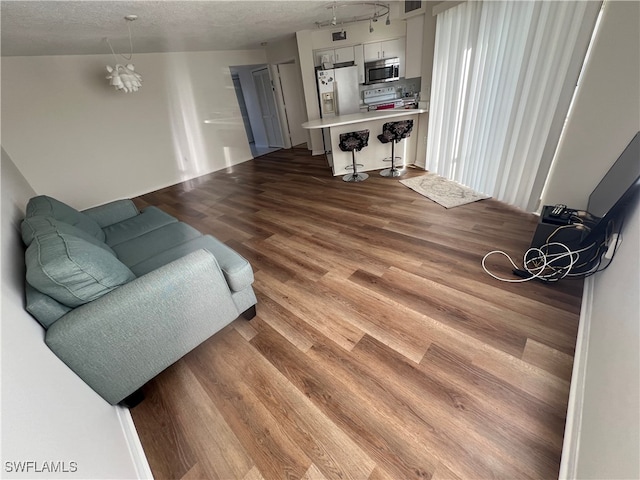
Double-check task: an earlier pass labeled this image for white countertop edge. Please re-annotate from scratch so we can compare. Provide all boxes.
[302,109,428,129]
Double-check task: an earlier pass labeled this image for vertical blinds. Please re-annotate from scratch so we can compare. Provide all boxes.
[426,1,601,211]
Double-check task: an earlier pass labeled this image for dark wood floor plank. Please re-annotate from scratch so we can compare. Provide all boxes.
[420,344,567,455]
[249,319,438,480]
[219,326,378,480]
[186,331,313,480]
[130,145,583,480]
[352,335,559,479]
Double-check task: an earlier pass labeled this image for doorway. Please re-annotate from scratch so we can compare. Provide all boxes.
[230,64,281,158]
[252,67,285,149]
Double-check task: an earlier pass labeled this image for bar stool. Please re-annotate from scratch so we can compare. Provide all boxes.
[377,120,414,177]
[339,130,370,182]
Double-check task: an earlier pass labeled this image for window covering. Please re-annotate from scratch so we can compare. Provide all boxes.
[426,1,601,211]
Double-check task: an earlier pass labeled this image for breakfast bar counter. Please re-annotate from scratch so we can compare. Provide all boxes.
[302,108,428,176]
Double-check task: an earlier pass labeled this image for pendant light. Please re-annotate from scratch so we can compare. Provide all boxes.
[105,15,142,93]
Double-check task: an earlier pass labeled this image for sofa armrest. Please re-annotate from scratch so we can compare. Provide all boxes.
[82,199,140,228]
[45,249,240,404]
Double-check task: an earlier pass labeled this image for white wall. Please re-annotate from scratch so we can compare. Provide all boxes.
[1,49,267,209]
[1,148,147,479]
[570,200,640,480]
[541,1,640,210]
[556,2,640,478]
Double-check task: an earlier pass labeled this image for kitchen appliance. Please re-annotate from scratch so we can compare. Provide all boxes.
[317,66,360,152]
[317,66,360,118]
[363,86,402,110]
[364,57,400,85]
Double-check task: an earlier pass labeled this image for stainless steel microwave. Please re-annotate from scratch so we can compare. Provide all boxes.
[364,57,400,84]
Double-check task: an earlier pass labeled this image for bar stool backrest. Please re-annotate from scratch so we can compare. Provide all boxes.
[339,130,370,152]
[380,120,414,144]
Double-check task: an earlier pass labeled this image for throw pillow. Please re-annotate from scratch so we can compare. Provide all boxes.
[26,230,136,308]
[26,195,105,242]
[21,216,115,255]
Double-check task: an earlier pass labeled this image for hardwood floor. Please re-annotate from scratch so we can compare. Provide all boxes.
[130,145,582,480]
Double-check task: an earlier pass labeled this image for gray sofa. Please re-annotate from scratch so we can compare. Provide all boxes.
[21,195,257,405]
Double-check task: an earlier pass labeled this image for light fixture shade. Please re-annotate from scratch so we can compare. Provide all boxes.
[105,64,142,93]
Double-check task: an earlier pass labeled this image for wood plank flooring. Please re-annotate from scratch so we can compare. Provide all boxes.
[130,145,582,480]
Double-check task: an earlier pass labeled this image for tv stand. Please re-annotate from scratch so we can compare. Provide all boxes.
[530,205,604,277]
[531,205,583,250]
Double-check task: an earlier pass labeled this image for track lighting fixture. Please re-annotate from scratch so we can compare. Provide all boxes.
[105,15,142,93]
[315,2,390,30]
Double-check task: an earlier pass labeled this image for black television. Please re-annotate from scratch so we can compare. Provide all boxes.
[581,131,640,245]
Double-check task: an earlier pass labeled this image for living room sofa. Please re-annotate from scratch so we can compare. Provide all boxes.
[21,195,257,405]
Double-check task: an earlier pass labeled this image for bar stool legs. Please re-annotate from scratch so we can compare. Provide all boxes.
[377,120,414,178]
[380,140,402,177]
[339,130,370,183]
[343,151,369,182]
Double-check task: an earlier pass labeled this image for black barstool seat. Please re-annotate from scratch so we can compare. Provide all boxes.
[339,130,370,182]
[377,120,414,177]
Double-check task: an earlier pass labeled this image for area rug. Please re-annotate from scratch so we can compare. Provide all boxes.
[399,173,491,208]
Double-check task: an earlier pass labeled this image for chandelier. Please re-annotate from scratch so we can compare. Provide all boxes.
[105,15,142,93]
[315,2,391,30]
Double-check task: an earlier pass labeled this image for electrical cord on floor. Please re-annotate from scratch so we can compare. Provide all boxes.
[481,218,624,283]
[482,242,584,283]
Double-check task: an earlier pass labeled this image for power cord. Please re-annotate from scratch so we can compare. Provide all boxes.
[482,242,588,283]
[482,218,623,283]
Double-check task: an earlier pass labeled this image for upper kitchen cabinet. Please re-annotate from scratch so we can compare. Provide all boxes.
[363,38,405,77]
[363,38,404,61]
[404,15,424,79]
[315,46,355,67]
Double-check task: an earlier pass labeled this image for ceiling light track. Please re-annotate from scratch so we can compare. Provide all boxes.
[315,2,390,29]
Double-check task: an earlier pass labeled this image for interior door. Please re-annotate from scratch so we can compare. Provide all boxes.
[252,68,284,148]
[278,63,308,148]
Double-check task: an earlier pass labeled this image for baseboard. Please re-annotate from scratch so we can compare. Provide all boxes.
[558,276,594,479]
[116,406,154,479]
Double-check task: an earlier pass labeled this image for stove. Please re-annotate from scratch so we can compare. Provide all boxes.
[363,86,405,111]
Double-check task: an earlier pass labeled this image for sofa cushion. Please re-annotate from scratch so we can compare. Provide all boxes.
[129,235,254,292]
[25,282,72,328]
[21,216,115,255]
[26,195,105,242]
[102,206,178,247]
[25,231,136,308]
[112,222,202,267]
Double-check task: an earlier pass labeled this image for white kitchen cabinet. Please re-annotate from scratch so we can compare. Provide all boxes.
[354,44,365,84]
[335,46,355,64]
[405,15,424,79]
[315,48,335,67]
[363,42,381,62]
[314,46,355,67]
[363,38,404,61]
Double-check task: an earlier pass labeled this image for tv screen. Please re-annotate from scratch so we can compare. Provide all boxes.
[582,132,640,245]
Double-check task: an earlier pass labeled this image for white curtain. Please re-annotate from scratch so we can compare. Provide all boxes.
[426,1,601,211]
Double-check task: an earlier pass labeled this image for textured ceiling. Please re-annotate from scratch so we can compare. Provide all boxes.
[0,0,384,56]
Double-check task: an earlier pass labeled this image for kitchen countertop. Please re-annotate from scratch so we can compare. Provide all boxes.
[301,108,427,130]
